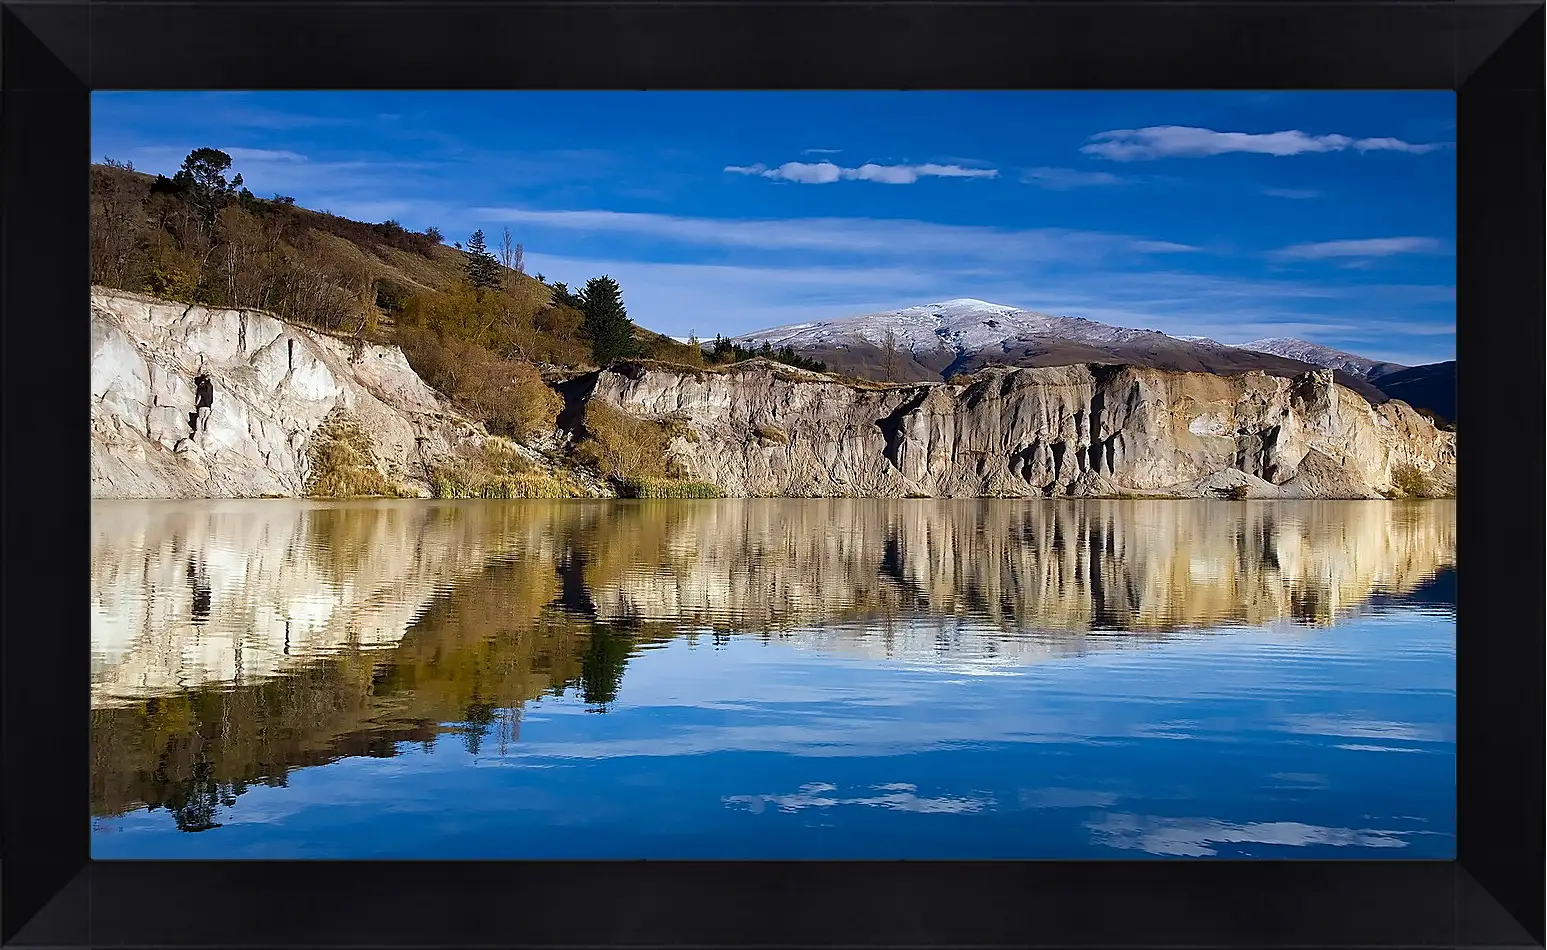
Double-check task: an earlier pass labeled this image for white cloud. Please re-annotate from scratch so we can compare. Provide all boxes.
[1262,187,1322,199]
[132,145,308,164]
[222,147,309,163]
[1274,237,1449,261]
[1087,813,1423,857]
[1278,713,1450,742]
[474,207,1191,266]
[522,250,1452,366]
[1020,166,1124,189]
[802,147,842,155]
[724,782,994,815]
[1083,126,1452,161]
[725,160,998,184]
[1128,240,1199,254]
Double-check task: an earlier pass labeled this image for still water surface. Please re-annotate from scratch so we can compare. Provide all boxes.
[90,498,1455,859]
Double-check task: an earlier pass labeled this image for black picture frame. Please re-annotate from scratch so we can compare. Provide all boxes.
[3,1,1541,946]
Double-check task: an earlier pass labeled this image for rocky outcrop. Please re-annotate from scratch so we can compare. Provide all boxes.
[583,359,1457,499]
[91,289,1456,500]
[90,289,535,498]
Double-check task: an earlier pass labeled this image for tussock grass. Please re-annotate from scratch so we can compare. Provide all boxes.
[1389,463,1440,499]
[429,439,583,499]
[306,418,410,498]
[617,477,724,499]
[753,424,789,444]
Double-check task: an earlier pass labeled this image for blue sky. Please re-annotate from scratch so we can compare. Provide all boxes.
[92,91,1456,364]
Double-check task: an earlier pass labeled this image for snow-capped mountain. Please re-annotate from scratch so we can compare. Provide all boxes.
[727,299,1411,410]
[1236,338,1408,380]
[734,298,1175,361]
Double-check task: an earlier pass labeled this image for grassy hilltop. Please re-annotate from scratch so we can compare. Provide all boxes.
[90,149,824,488]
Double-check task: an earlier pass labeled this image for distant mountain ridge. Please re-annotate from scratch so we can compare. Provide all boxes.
[732,299,1459,415]
[1235,338,1409,381]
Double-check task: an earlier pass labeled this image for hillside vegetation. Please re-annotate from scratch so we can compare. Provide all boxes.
[89,149,825,478]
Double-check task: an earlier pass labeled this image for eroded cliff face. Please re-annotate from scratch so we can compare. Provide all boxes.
[585,360,1457,499]
[91,289,1455,500]
[91,289,501,499]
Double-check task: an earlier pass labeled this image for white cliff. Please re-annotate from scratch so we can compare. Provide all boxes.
[586,360,1457,499]
[90,288,494,499]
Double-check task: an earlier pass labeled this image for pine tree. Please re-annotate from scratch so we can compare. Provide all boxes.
[578,275,637,365]
[171,148,242,230]
[464,229,501,290]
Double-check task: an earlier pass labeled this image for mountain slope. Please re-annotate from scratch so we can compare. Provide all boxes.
[1370,361,1456,425]
[1237,338,1408,380]
[735,299,1394,404]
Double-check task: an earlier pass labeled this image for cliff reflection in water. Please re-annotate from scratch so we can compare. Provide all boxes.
[90,498,1455,826]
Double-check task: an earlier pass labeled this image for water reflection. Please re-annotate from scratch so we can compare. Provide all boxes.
[89,498,1455,848]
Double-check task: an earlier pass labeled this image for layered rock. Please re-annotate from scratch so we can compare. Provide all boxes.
[584,360,1457,498]
[90,289,1456,500]
[91,289,506,498]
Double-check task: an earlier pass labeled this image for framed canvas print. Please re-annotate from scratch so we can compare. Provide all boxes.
[1,1,1540,947]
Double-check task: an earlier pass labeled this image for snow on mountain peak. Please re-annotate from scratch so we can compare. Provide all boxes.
[733,298,1195,357]
[1235,338,1406,377]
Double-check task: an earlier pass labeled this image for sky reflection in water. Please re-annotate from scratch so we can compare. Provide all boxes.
[90,499,1455,859]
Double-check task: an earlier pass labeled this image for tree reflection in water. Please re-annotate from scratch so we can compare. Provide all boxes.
[89,498,1456,831]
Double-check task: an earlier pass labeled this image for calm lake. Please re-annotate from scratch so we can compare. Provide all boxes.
[90,498,1456,859]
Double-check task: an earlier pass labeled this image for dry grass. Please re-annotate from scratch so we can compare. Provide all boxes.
[429,439,584,499]
[1389,463,1438,498]
[753,424,789,444]
[305,418,409,498]
[573,400,673,481]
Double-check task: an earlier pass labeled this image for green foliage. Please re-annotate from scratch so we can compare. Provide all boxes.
[579,275,639,365]
[374,278,407,313]
[707,334,827,373]
[397,324,566,441]
[577,626,634,710]
[1222,484,1251,501]
[90,152,445,336]
[573,400,672,481]
[1390,463,1437,498]
[464,229,502,291]
[171,147,243,228]
[617,478,724,499]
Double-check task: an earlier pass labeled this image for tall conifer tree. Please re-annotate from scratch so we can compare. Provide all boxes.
[464,229,502,290]
[578,276,637,365]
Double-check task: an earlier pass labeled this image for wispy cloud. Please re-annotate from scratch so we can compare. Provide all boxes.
[132,145,307,164]
[1020,166,1124,190]
[1087,813,1421,857]
[1262,187,1322,199]
[724,782,993,815]
[1128,240,1199,254]
[1083,126,1452,161]
[1274,237,1449,261]
[221,147,308,163]
[522,249,1451,365]
[725,160,998,184]
[801,147,842,155]
[474,207,1189,263]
